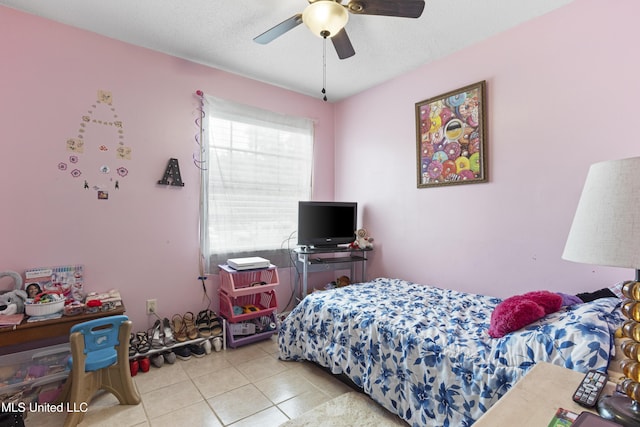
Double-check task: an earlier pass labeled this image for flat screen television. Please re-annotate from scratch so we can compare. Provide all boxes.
[297,201,357,248]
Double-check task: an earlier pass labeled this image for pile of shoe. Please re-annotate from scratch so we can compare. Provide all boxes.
[127,310,224,376]
[128,316,178,376]
[173,343,206,361]
[129,351,176,376]
[171,309,223,340]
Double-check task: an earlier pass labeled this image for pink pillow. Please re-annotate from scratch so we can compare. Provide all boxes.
[488,291,563,338]
[520,291,563,314]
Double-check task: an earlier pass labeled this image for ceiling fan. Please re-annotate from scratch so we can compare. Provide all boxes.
[253,0,426,60]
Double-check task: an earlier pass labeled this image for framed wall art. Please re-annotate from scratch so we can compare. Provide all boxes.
[415,80,487,188]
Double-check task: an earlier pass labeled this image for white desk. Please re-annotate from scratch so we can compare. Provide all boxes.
[473,362,616,426]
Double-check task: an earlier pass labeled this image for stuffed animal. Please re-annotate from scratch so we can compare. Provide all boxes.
[0,289,27,315]
[0,271,23,291]
[336,275,350,287]
[350,228,374,249]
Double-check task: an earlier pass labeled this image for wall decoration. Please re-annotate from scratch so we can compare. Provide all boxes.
[58,89,133,197]
[193,90,207,171]
[66,138,84,153]
[415,81,487,188]
[116,146,132,160]
[158,158,185,187]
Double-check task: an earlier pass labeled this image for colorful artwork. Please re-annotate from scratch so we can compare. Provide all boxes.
[415,81,487,188]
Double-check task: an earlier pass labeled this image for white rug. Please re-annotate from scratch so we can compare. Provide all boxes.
[280,392,406,427]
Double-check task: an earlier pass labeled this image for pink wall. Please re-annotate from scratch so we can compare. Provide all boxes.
[2,0,639,335]
[0,7,334,330]
[334,0,640,298]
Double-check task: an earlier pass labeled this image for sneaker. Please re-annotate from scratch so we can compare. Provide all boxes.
[151,353,164,368]
[188,344,206,358]
[202,339,212,355]
[174,345,191,361]
[212,337,223,352]
[163,351,176,364]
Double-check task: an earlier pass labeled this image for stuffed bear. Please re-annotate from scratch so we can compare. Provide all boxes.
[350,228,374,249]
[336,275,351,287]
[0,289,27,315]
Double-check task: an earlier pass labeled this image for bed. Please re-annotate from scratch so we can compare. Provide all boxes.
[278,278,624,427]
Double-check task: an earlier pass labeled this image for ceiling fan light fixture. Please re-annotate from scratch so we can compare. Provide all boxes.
[302,1,349,38]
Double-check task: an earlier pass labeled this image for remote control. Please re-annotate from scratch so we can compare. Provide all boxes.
[572,370,607,408]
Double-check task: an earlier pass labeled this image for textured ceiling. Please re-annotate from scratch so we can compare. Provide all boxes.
[1,0,574,101]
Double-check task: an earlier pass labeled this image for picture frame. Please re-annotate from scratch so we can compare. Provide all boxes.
[415,81,487,188]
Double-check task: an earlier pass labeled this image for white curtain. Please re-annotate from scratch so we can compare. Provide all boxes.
[200,95,313,272]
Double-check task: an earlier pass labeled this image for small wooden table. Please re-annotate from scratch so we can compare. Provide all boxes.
[0,304,125,353]
[473,362,616,426]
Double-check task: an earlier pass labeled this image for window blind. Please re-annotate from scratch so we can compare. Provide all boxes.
[200,95,313,272]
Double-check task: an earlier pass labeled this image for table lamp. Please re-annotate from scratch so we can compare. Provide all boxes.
[562,156,640,426]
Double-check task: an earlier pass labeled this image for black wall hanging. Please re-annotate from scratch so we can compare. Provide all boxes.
[158,158,184,187]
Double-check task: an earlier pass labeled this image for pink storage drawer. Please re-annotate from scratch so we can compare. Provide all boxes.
[219,290,278,323]
[218,264,279,297]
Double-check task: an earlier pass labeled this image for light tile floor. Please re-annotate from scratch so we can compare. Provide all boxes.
[25,336,364,427]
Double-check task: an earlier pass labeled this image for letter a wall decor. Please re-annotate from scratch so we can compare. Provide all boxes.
[158,158,184,187]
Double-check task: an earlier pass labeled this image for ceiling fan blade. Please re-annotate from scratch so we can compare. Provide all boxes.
[347,0,425,18]
[253,14,303,44]
[331,28,355,60]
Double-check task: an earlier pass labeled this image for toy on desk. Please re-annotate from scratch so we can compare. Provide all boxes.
[24,292,65,317]
[85,299,102,313]
[0,271,23,291]
[85,289,122,312]
[0,270,26,315]
[349,228,374,249]
[64,301,85,316]
[32,292,63,304]
[0,289,27,315]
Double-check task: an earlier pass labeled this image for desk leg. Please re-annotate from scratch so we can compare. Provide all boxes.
[301,254,309,298]
[362,257,367,283]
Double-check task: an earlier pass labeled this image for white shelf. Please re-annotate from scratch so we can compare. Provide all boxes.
[129,321,226,359]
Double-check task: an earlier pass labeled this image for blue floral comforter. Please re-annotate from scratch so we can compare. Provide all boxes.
[278,278,624,426]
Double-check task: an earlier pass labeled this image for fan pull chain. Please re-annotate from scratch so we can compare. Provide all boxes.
[322,32,328,102]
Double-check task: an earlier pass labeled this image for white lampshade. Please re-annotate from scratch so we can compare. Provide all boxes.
[302,1,349,38]
[562,156,640,269]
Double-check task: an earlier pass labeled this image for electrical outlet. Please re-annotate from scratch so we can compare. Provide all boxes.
[146,299,157,315]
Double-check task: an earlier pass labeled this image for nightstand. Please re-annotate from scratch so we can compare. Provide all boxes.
[473,362,617,426]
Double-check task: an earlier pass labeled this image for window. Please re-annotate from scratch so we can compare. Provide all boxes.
[200,95,313,272]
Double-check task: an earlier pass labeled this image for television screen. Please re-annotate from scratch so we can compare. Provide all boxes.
[297,201,357,248]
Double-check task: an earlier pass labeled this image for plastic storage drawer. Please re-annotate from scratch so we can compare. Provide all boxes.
[226,313,278,348]
[219,290,277,322]
[218,264,279,297]
[0,343,71,406]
